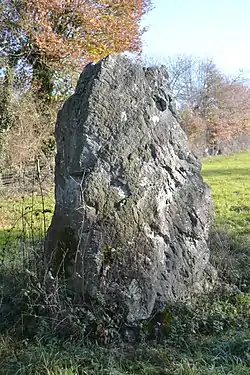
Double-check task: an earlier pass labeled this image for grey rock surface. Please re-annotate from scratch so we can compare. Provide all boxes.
[45,55,215,322]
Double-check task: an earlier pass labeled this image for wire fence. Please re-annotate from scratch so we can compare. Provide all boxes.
[0,159,55,269]
[0,159,54,193]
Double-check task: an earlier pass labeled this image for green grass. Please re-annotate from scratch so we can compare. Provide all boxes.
[202,151,250,286]
[0,193,54,237]
[0,193,54,264]
[202,151,250,235]
[1,329,250,374]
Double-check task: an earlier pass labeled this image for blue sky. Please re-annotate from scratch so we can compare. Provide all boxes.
[142,0,250,76]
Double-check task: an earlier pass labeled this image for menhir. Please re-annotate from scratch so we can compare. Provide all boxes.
[45,55,215,322]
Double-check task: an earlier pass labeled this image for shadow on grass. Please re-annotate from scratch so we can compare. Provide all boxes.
[202,167,250,178]
[0,228,45,268]
[209,229,250,290]
[0,267,33,334]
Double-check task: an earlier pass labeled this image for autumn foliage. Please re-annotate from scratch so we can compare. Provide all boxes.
[1,0,151,99]
[181,80,250,143]
[23,0,151,68]
[0,0,152,167]
[165,55,250,147]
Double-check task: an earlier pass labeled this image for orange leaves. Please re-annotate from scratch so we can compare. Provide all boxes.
[210,81,250,140]
[171,56,250,144]
[182,78,250,144]
[22,0,151,68]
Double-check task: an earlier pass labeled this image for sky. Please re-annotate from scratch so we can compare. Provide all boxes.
[142,0,250,76]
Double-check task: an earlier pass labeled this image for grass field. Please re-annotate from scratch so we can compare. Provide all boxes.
[0,193,54,266]
[0,193,54,240]
[0,151,250,375]
[202,151,250,235]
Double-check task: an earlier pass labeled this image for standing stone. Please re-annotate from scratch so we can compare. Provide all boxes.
[45,55,215,322]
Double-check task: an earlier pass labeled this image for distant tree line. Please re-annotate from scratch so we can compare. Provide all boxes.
[165,55,250,153]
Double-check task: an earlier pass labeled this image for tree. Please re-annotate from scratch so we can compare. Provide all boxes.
[165,55,250,146]
[0,0,152,167]
[1,0,152,100]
